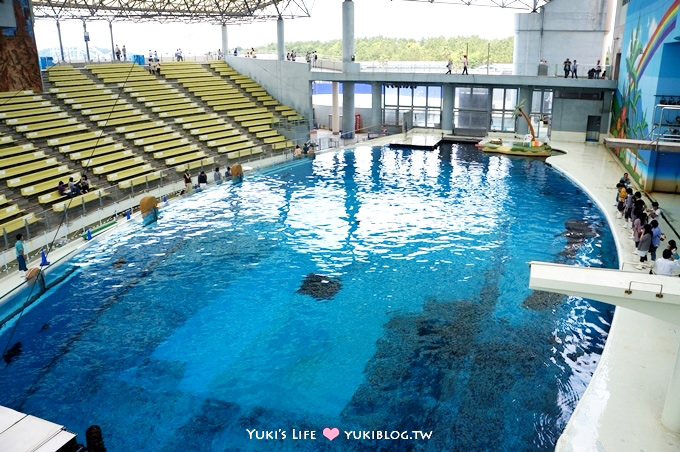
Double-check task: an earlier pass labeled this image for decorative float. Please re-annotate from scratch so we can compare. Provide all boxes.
[476,107,552,157]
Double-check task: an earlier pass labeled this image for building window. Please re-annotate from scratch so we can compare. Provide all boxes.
[383,85,442,127]
[489,88,518,132]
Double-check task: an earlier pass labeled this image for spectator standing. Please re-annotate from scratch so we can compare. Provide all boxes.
[183,170,192,194]
[563,58,571,78]
[115,45,121,61]
[462,55,469,75]
[122,45,127,60]
[571,60,578,78]
[445,58,453,74]
[637,224,653,263]
[595,60,602,78]
[198,171,208,189]
[15,233,28,277]
[649,220,663,261]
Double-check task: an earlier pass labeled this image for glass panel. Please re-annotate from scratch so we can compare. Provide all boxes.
[399,87,412,107]
[428,86,441,107]
[454,87,471,108]
[384,108,398,125]
[413,109,427,127]
[532,90,543,113]
[501,113,516,132]
[454,110,488,128]
[413,86,427,107]
[356,83,372,109]
[490,112,504,131]
[492,88,505,110]
[384,86,398,106]
[427,110,441,128]
[457,88,488,110]
[504,89,518,110]
[542,91,553,113]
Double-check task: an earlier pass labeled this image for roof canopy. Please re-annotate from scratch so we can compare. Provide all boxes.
[32,0,313,23]
[32,0,550,23]
[401,0,550,11]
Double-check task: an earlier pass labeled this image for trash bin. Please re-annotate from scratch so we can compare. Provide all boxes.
[537,63,548,76]
[132,54,145,66]
[39,57,54,70]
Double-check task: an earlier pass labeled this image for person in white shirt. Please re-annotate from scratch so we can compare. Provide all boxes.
[654,249,680,276]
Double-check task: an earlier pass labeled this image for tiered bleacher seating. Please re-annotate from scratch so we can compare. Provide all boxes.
[0,89,107,215]
[88,63,214,174]
[0,129,39,234]
[49,66,147,128]
[162,62,291,159]
[209,61,305,123]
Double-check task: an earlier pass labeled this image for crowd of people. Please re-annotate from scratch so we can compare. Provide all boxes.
[182,166,233,194]
[563,58,604,79]
[615,172,679,275]
[57,175,90,198]
[114,44,127,61]
[445,55,469,75]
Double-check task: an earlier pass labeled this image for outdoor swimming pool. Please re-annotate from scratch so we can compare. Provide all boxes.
[0,143,616,451]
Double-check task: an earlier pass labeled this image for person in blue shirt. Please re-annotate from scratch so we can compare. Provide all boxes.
[649,220,662,261]
[15,233,27,276]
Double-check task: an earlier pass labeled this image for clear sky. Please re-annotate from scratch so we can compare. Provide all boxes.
[34,0,520,59]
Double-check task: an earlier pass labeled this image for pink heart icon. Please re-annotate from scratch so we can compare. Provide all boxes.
[322,427,340,441]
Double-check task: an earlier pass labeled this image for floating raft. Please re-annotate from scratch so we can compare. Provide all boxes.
[476,138,552,157]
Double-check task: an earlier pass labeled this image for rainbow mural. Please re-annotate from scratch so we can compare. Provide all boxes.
[610,0,680,191]
[634,0,680,80]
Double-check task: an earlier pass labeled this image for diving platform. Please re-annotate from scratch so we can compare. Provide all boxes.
[0,405,77,452]
[528,262,680,434]
[604,137,680,152]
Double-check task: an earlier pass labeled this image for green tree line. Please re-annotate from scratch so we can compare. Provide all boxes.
[259,36,514,67]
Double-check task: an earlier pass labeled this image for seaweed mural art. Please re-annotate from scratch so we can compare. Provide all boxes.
[610,0,680,183]
[610,17,649,180]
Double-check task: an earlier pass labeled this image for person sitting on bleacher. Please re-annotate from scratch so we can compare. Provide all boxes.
[57,181,70,197]
[79,174,90,194]
[68,177,81,197]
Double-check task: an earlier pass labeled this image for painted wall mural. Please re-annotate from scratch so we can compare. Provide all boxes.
[610,0,680,192]
[0,0,42,93]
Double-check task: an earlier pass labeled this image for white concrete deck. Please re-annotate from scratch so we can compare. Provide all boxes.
[545,140,680,451]
[0,406,75,452]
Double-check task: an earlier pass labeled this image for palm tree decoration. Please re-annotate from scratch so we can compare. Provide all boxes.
[514,99,537,143]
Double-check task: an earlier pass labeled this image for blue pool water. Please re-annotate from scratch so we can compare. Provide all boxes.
[0,143,616,451]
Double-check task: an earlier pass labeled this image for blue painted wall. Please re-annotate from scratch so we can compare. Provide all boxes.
[611,0,680,192]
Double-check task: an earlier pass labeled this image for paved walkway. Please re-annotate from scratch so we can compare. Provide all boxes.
[544,140,680,451]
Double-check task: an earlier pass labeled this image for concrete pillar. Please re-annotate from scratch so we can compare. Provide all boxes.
[83,20,90,62]
[441,84,454,133]
[343,82,355,137]
[277,16,285,61]
[517,86,533,136]
[109,21,115,62]
[221,24,228,61]
[371,82,382,131]
[662,343,680,432]
[332,81,340,134]
[56,20,65,63]
[342,0,355,64]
